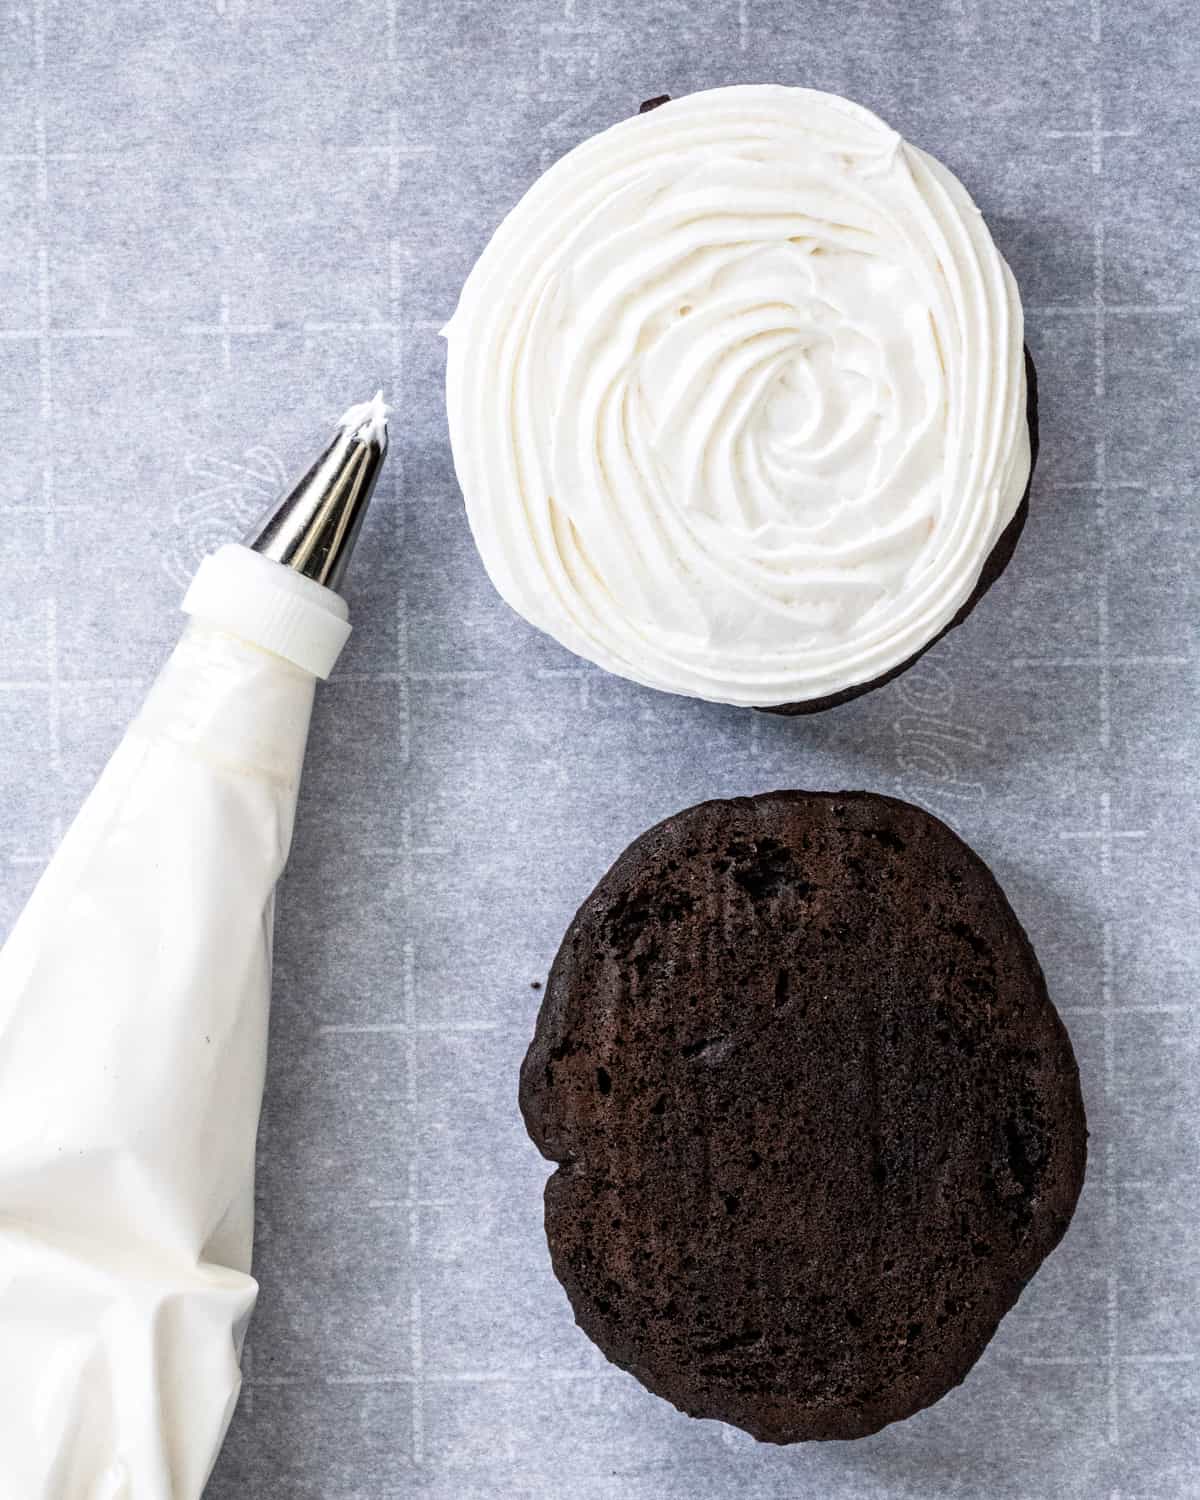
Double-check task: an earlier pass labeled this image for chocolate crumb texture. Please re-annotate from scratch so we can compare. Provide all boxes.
[520,789,1087,1442]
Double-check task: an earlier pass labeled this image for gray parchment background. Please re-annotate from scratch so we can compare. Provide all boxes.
[0,2,1197,1497]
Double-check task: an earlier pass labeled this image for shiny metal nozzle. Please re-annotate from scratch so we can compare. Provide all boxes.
[245,393,390,593]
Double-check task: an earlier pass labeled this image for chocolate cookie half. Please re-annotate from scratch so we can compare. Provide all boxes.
[447,86,1038,710]
[520,791,1086,1442]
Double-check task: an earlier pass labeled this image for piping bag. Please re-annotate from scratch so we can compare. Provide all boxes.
[0,396,389,1500]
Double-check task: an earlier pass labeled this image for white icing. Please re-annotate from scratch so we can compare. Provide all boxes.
[340,389,390,446]
[444,85,1030,707]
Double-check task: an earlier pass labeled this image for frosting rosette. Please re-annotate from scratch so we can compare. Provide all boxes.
[445,85,1031,708]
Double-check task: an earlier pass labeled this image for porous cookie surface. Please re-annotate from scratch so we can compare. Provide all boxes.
[520,792,1087,1442]
[447,85,1034,709]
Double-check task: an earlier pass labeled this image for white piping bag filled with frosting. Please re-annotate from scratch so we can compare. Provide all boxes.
[0,395,388,1500]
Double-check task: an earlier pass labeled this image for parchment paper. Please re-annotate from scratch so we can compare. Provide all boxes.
[0,2,1195,1496]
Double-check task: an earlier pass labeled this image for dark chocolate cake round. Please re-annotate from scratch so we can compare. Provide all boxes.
[520,791,1086,1442]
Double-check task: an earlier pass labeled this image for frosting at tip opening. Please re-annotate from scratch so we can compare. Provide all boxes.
[445,84,1031,708]
[339,390,390,445]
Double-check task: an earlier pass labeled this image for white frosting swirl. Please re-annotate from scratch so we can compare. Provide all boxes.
[445,85,1030,707]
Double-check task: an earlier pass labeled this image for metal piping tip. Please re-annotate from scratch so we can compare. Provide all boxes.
[244,395,390,592]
